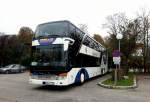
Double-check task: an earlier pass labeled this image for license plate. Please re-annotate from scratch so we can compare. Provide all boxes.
[43,81,54,85]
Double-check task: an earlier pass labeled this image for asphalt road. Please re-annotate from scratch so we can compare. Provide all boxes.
[0,72,150,102]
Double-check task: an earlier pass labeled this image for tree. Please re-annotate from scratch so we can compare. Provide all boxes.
[18,26,33,44]
[4,35,20,64]
[0,34,8,66]
[104,13,139,70]
[0,27,33,67]
[0,35,20,66]
[93,34,105,46]
[18,27,33,66]
[103,13,128,36]
[136,9,150,72]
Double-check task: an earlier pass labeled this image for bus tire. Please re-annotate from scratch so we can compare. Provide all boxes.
[101,69,103,75]
[77,73,85,85]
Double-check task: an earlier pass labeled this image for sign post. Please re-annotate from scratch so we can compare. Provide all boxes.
[112,50,121,85]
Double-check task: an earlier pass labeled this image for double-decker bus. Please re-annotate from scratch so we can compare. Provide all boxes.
[29,20,108,86]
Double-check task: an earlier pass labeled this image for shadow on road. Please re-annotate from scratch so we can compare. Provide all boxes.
[32,84,78,92]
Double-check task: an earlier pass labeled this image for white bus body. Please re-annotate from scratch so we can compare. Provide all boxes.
[29,21,108,86]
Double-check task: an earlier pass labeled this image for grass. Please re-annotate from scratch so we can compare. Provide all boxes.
[102,73,134,86]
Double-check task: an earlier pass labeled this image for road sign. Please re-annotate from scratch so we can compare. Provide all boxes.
[113,57,120,65]
[112,50,120,57]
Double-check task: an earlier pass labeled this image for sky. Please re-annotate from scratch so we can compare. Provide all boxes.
[0,0,150,37]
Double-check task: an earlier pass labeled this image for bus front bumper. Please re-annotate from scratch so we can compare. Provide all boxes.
[29,78,70,86]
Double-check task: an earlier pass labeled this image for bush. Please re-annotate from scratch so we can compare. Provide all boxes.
[103,72,134,86]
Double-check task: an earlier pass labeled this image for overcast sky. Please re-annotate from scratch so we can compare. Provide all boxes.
[0,0,150,37]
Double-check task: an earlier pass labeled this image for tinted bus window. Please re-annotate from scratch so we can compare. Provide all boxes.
[35,22,68,38]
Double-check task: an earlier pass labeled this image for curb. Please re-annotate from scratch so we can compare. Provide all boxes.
[97,76,138,89]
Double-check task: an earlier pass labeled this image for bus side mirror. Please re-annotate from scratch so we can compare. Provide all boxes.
[64,38,74,45]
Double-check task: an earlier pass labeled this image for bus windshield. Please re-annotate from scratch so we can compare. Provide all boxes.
[31,44,66,70]
[35,22,68,38]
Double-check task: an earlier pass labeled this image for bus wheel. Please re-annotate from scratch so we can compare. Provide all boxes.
[101,69,103,75]
[80,73,85,84]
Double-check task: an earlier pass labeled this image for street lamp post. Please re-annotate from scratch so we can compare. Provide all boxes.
[114,33,123,85]
[116,33,123,69]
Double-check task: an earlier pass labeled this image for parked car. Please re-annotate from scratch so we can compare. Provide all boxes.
[0,64,26,74]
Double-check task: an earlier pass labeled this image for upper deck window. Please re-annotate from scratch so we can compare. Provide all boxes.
[35,22,68,38]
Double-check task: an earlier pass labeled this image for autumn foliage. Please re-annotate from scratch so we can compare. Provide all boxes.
[0,27,33,67]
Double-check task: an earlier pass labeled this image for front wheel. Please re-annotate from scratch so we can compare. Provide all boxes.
[76,73,85,85]
[80,73,85,84]
[5,70,10,74]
